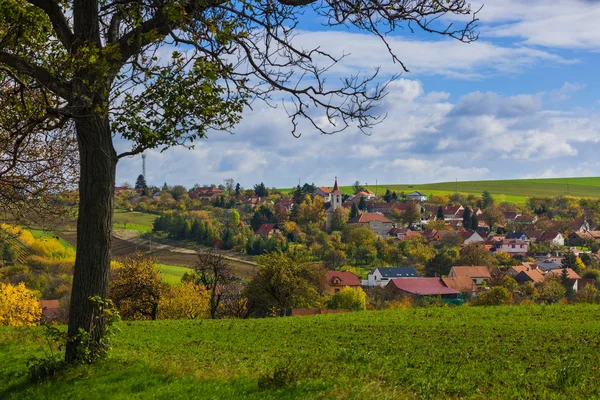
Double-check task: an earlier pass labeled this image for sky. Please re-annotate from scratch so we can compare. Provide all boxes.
[116,0,600,190]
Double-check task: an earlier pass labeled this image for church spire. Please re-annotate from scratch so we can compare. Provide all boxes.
[333,176,339,191]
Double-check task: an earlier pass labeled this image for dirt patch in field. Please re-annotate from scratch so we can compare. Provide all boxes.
[59,232,257,279]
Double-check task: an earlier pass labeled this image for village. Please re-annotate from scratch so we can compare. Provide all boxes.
[108,176,600,312]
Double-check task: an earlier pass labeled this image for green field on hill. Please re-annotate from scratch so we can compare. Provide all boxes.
[112,210,157,232]
[282,177,600,204]
[2,304,600,399]
[156,263,193,285]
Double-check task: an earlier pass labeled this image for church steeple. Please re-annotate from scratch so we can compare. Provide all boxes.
[333,176,339,192]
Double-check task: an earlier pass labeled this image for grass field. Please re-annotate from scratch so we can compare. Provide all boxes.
[2,304,600,399]
[112,210,157,232]
[282,177,600,204]
[156,263,193,285]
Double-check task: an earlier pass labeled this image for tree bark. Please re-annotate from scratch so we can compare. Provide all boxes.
[65,109,117,362]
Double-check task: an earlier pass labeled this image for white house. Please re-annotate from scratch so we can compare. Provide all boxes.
[406,191,428,202]
[362,267,419,287]
[497,239,528,255]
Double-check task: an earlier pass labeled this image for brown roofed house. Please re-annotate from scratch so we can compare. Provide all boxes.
[326,271,361,294]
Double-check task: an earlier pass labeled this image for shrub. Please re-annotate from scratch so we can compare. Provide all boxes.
[159,282,210,319]
[575,283,598,304]
[327,286,367,311]
[0,282,42,326]
[474,287,512,306]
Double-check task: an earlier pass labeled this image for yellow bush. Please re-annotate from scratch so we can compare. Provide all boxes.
[159,282,210,319]
[30,238,75,260]
[386,297,413,310]
[0,282,42,326]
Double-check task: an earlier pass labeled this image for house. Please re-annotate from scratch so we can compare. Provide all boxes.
[254,223,281,238]
[426,205,464,221]
[353,189,376,200]
[502,211,521,223]
[326,271,361,294]
[539,231,565,247]
[316,186,333,202]
[423,229,443,242]
[458,231,484,245]
[569,278,597,293]
[496,239,528,255]
[535,259,563,272]
[406,191,428,202]
[348,212,393,236]
[363,267,419,287]
[570,219,592,233]
[448,266,491,286]
[506,232,529,242]
[190,186,223,199]
[514,269,545,285]
[275,198,294,212]
[367,201,417,215]
[546,268,581,280]
[441,276,478,293]
[385,278,461,299]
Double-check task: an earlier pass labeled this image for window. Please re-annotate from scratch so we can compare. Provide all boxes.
[373,224,379,228]
[512,245,515,248]
[334,288,340,293]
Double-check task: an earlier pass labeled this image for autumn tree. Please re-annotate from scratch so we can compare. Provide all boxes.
[0,282,42,326]
[0,0,477,362]
[458,244,497,268]
[254,182,269,197]
[245,252,326,317]
[109,253,162,320]
[401,202,421,227]
[193,249,234,319]
[482,206,504,230]
[330,207,349,232]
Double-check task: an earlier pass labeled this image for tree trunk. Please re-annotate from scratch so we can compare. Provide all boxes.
[65,110,117,362]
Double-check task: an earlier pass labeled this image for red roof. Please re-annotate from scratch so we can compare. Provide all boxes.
[39,300,60,309]
[348,212,392,224]
[318,187,332,194]
[327,271,361,287]
[255,223,277,235]
[387,278,461,296]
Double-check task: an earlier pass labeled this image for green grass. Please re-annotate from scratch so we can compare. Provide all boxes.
[282,177,600,204]
[28,229,74,249]
[112,210,157,232]
[156,263,193,285]
[3,304,600,399]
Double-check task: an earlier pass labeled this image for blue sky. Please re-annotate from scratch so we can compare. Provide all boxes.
[116,0,600,189]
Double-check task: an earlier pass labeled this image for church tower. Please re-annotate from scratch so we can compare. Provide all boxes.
[326,177,343,231]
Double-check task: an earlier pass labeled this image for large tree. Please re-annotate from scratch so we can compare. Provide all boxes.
[0,0,477,362]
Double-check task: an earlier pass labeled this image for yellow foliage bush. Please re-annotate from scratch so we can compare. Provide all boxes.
[30,238,75,260]
[386,296,413,310]
[0,282,42,326]
[159,282,210,320]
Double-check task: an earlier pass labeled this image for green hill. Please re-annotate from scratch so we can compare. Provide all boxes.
[283,177,600,203]
[2,304,600,399]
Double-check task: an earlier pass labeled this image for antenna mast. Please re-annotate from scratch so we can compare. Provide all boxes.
[142,153,147,179]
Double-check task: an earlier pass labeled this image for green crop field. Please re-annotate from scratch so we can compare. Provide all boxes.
[2,304,600,399]
[156,263,193,285]
[282,177,600,204]
[112,210,157,232]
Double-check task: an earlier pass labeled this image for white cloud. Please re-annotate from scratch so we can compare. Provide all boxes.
[471,0,600,50]
[116,80,600,188]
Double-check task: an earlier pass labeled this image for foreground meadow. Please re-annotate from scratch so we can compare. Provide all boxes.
[2,305,600,399]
